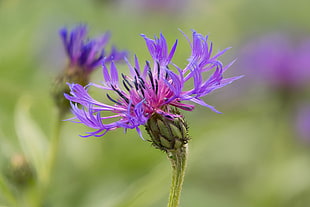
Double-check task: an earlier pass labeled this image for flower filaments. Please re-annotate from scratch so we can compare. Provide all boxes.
[65,30,243,139]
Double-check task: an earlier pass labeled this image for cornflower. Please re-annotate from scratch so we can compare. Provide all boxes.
[65,30,242,143]
[52,25,127,113]
[65,30,242,207]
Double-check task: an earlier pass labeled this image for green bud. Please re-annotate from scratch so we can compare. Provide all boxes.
[145,109,190,151]
[51,65,89,113]
[6,154,35,188]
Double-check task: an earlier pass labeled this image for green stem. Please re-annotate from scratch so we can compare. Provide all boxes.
[43,109,63,186]
[35,109,63,206]
[167,144,188,207]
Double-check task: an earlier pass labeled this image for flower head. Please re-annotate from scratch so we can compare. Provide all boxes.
[59,25,127,74]
[65,30,242,138]
[52,25,127,113]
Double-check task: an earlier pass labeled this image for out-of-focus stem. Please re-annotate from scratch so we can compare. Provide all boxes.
[43,109,63,186]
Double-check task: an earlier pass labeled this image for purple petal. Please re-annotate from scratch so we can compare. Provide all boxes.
[167,39,178,63]
[102,63,111,83]
[110,61,119,85]
[190,98,222,114]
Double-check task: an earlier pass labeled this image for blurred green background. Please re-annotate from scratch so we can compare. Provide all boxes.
[1,0,310,206]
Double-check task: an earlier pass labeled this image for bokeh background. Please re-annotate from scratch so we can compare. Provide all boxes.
[1,0,310,206]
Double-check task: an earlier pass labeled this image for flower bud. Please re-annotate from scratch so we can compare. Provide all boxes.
[6,154,35,188]
[52,65,89,113]
[145,110,189,151]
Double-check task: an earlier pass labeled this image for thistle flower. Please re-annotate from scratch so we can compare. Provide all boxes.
[65,30,242,145]
[52,25,127,113]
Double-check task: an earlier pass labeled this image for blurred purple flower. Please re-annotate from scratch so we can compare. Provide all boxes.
[296,104,310,142]
[241,33,310,89]
[60,25,127,74]
[52,25,127,113]
[65,31,242,137]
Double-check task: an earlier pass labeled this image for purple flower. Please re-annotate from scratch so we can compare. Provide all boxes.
[65,31,242,138]
[60,25,127,74]
[241,33,310,89]
[52,25,127,113]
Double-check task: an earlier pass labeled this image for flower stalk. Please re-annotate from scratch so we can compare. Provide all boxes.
[167,145,188,207]
[43,109,63,186]
[145,109,189,207]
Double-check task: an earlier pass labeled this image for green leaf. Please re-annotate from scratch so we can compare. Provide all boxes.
[0,173,16,206]
[14,95,48,179]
